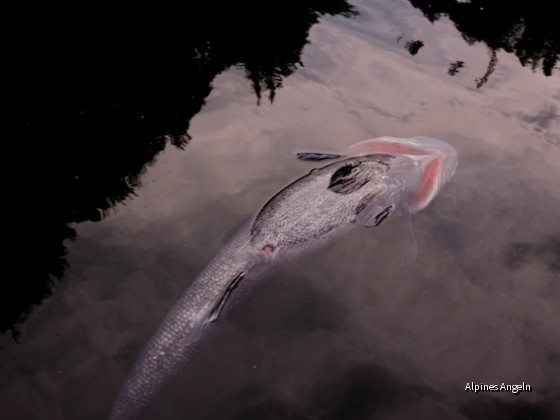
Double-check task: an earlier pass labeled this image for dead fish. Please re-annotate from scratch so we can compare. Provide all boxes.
[109,136,458,419]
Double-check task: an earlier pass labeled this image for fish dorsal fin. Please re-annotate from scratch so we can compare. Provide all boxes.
[328,162,373,194]
[354,190,395,227]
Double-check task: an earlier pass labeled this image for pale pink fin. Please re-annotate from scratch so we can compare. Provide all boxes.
[345,138,432,156]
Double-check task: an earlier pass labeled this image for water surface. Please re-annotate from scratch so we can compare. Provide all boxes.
[4,1,559,419]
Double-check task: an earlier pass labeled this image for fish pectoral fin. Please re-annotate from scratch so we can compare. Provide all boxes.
[355,197,418,263]
[296,152,343,161]
[208,271,246,323]
[354,191,395,227]
[293,148,344,161]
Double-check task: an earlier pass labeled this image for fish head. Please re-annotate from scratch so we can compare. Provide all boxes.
[345,136,458,213]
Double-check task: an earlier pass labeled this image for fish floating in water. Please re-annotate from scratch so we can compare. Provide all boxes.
[109,136,458,419]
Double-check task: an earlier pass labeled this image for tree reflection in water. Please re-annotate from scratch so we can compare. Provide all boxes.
[408,0,558,86]
[8,0,357,337]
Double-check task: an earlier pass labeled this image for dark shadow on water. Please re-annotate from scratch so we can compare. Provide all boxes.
[308,364,425,419]
[460,392,560,420]
[215,386,307,420]
[208,363,425,420]
[503,235,560,274]
[8,0,357,337]
[232,277,348,335]
[408,0,559,85]
[232,399,306,420]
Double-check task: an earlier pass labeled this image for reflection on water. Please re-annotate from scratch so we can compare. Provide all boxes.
[4,0,560,419]
[7,0,357,335]
[404,39,425,56]
[8,0,557,336]
[408,0,559,79]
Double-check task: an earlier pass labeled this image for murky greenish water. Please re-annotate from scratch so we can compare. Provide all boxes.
[4,0,559,419]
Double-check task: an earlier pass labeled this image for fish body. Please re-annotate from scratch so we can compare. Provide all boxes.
[109,136,458,419]
[109,225,256,420]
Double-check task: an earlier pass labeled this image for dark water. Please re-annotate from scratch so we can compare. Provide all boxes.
[4,0,559,419]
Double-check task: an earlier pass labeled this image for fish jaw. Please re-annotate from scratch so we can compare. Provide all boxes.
[345,136,458,213]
